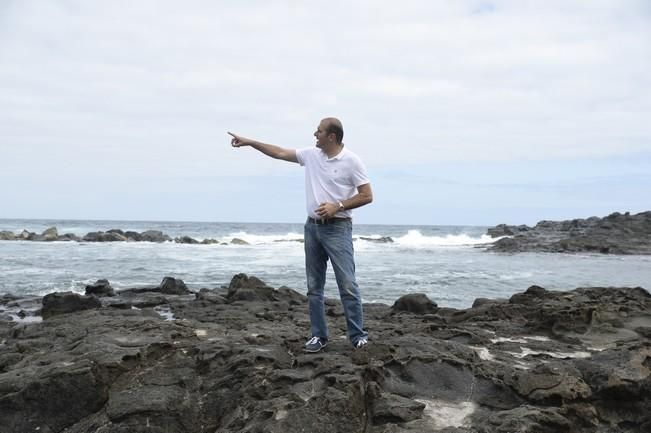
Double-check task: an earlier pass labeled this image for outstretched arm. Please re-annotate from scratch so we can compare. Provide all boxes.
[229,132,298,163]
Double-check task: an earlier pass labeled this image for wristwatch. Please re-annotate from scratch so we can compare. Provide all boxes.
[338,201,345,211]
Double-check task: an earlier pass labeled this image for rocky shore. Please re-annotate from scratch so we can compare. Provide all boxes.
[0,227,240,245]
[1,275,650,433]
[486,211,651,254]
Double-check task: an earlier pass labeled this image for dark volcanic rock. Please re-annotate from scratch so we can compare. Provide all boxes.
[175,235,200,244]
[85,279,115,297]
[41,292,102,318]
[487,224,531,238]
[139,230,171,242]
[57,233,81,242]
[124,231,142,241]
[1,280,650,433]
[486,211,651,254]
[82,231,128,242]
[227,273,278,302]
[392,293,438,314]
[158,277,191,295]
[359,236,394,243]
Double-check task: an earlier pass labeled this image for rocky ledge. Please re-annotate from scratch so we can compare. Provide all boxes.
[486,211,651,254]
[1,276,650,433]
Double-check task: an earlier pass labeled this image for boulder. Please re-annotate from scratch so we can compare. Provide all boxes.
[41,226,58,241]
[41,292,102,318]
[227,273,277,301]
[0,230,16,240]
[158,277,191,295]
[391,293,438,314]
[85,279,115,297]
[175,236,200,244]
[140,230,171,242]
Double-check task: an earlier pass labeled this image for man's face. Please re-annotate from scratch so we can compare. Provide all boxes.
[314,121,331,148]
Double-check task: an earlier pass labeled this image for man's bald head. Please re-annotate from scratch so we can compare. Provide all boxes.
[322,117,344,144]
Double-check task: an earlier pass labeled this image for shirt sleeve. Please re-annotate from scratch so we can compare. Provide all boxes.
[350,154,370,187]
[295,147,311,166]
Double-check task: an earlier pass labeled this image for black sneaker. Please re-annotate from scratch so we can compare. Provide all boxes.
[304,336,327,353]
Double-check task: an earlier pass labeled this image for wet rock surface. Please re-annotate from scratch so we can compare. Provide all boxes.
[1,276,650,433]
[486,211,651,254]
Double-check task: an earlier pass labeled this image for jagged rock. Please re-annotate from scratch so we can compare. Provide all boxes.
[41,292,102,318]
[201,238,219,244]
[487,224,531,238]
[1,282,650,433]
[487,211,651,254]
[41,227,59,241]
[85,279,115,297]
[227,274,276,302]
[391,293,438,314]
[0,359,109,433]
[158,277,191,295]
[367,382,426,424]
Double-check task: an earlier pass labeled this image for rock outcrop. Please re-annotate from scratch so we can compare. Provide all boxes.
[85,279,115,297]
[486,211,651,254]
[1,276,650,432]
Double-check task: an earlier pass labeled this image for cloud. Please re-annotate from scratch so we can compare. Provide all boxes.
[1,0,649,222]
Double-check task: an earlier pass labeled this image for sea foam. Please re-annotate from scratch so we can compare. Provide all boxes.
[392,230,495,247]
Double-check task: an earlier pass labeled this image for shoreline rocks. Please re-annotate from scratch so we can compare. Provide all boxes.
[486,211,651,254]
[0,229,399,247]
[1,275,650,432]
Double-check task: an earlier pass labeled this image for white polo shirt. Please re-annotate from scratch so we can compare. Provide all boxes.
[295,147,370,219]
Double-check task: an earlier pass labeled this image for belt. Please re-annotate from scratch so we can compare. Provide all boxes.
[307,217,352,225]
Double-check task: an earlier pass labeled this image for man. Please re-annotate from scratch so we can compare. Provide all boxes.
[229,117,373,352]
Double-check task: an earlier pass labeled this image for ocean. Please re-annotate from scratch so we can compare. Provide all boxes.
[1,218,650,309]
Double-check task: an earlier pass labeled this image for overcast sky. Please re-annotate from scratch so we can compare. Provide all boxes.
[1,0,650,226]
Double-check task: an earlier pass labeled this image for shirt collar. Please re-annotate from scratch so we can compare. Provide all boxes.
[324,146,346,161]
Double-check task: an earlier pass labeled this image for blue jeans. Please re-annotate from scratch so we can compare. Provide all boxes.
[304,218,367,345]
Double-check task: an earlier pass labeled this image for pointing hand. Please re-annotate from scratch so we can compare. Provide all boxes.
[228,132,250,147]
